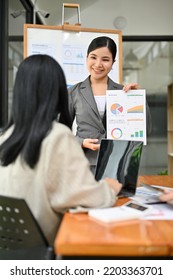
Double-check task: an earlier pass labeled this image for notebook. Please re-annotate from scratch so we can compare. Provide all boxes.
[95,139,143,197]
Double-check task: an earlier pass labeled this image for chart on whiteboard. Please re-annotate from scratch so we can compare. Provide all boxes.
[106,90,147,144]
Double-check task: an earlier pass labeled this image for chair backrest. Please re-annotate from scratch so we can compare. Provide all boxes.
[0,195,54,259]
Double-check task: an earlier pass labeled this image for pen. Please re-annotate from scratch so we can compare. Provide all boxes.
[146,202,167,205]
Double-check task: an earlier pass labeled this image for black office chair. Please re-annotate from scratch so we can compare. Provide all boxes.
[0,195,55,260]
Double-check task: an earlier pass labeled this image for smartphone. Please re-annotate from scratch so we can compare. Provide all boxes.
[122,201,152,215]
[140,183,165,196]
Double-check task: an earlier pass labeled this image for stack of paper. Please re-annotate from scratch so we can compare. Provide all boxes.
[89,207,143,223]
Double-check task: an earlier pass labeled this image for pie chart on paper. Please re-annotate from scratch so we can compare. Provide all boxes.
[111,103,123,114]
[111,128,123,139]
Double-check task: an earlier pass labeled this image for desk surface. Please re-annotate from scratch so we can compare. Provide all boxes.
[54,175,173,257]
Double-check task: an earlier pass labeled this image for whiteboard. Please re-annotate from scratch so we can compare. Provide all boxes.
[24,24,122,86]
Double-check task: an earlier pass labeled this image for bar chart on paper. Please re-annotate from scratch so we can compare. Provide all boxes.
[131,130,144,138]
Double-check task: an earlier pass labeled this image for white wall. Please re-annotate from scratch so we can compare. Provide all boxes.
[9,0,173,36]
[70,0,173,35]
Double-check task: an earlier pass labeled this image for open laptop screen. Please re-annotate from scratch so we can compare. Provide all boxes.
[95,139,143,197]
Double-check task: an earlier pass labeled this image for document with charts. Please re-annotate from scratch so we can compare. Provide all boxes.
[106,90,147,144]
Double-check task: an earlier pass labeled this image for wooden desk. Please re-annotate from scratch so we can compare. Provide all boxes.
[54,176,173,258]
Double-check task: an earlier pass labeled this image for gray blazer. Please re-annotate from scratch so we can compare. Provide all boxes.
[68,76,152,167]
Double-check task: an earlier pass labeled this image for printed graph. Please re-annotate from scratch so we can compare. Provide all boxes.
[111,128,123,139]
[127,105,143,113]
[110,103,123,115]
[131,130,144,138]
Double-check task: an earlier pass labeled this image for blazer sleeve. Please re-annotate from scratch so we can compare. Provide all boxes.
[68,85,76,123]
[68,84,86,146]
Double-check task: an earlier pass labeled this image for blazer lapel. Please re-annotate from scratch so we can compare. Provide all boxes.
[80,77,101,119]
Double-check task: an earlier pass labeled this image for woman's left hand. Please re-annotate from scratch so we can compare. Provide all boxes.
[123,83,140,92]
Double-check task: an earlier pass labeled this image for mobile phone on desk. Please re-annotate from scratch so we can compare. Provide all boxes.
[121,201,152,216]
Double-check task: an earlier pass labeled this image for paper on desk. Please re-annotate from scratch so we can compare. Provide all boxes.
[130,186,173,220]
[130,185,171,204]
[143,203,173,220]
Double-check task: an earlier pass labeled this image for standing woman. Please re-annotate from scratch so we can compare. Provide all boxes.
[68,36,152,173]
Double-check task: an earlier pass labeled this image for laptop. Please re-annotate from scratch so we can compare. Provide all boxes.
[95,139,143,197]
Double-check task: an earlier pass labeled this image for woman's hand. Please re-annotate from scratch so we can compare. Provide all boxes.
[82,138,100,151]
[105,178,122,195]
[159,190,173,205]
[123,83,140,92]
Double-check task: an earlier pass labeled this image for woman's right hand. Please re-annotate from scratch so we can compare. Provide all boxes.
[159,190,173,205]
[105,178,122,195]
[82,138,100,151]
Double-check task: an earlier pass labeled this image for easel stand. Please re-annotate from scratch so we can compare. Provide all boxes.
[62,3,81,31]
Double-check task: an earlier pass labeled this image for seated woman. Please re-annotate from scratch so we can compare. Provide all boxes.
[0,54,122,245]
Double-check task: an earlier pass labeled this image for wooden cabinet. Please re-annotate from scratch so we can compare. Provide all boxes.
[168,83,173,174]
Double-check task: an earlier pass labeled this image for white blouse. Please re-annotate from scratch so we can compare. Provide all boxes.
[94,95,106,118]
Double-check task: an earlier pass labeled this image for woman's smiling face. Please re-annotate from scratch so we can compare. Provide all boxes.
[87,47,114,80]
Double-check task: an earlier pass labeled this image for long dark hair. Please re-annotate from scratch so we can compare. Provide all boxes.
[0,54,72,168]
[87,36,117,61]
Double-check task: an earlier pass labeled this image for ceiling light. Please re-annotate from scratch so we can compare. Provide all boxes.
[113,16,127,30]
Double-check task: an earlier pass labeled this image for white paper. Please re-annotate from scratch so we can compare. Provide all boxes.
[106,89,147,144]
[131,185,173,204]
[29,43,56,58]
[143,203,173,220]
[88,207,143,223]
[131,185,173,220]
